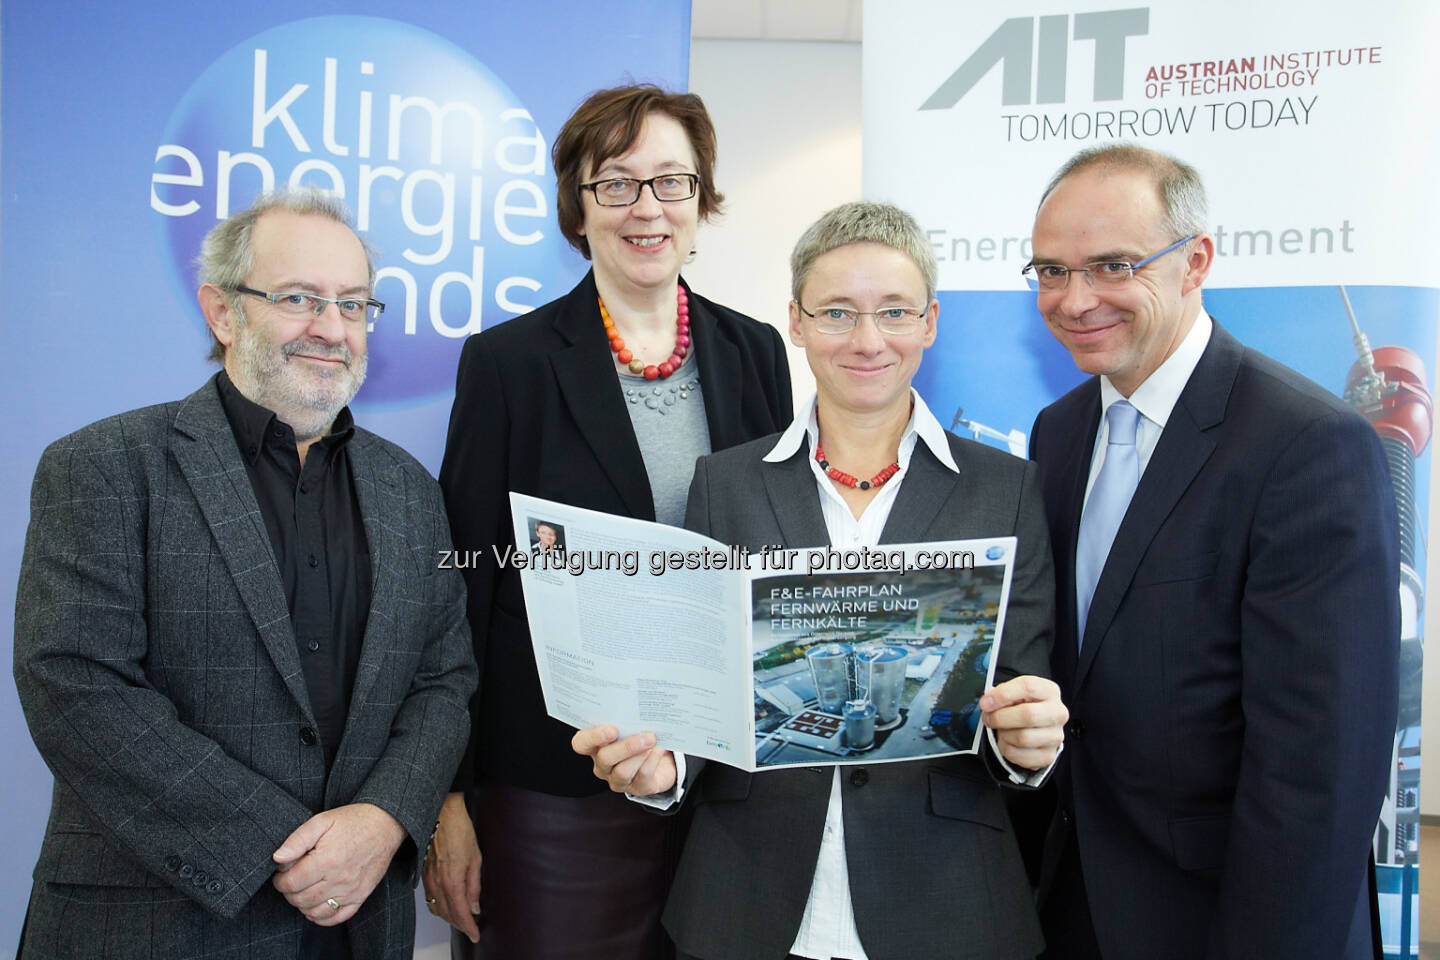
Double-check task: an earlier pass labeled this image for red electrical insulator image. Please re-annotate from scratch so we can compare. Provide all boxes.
[1341,285,1429,867]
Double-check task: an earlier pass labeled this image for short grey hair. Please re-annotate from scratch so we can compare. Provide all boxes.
[1038,144,1208,240]
[790,201,938,303]
[196,186,375,362]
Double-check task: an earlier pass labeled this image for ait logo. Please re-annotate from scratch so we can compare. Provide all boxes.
[921,8,1150,108]
[985,545,1006,562]
[151,16,566,408]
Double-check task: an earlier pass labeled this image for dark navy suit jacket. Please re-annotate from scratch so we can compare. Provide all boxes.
[1029,322,1398,960]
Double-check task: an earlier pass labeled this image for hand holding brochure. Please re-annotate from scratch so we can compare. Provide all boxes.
[509,492,1017,771]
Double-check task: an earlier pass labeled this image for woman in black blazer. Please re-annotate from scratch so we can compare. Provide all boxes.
[426,84,792,959]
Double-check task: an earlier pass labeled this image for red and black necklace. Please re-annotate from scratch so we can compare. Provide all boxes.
[599,285,690,380]
[814,440,901,491]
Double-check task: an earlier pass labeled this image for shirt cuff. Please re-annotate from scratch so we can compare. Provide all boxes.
[987,726,1060,786]
[625,751,687,809]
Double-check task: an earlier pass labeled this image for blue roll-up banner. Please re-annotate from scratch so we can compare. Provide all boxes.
[0,3,689,952]
[865,2,1437,956]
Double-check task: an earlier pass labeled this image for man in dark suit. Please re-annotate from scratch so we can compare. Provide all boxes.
[1025,145,1399,959]
[13,188,476,959]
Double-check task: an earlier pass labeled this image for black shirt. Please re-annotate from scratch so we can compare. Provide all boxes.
[216,372,371,772]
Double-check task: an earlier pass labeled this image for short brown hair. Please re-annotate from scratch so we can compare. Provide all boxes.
[553,84,724,258]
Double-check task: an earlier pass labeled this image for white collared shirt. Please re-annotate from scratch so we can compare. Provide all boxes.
[1084,311,1214,505]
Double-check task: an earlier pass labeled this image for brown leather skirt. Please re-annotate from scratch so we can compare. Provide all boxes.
[450,782,684,960]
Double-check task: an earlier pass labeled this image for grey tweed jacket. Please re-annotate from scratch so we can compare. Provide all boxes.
[13,376,476,960]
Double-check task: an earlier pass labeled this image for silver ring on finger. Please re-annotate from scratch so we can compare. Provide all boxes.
[326,897,342,911]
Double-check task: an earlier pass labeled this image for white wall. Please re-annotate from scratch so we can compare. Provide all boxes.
[687,38,863,415]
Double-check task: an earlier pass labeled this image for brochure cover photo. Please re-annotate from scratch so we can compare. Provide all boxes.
[749,564,1007,768]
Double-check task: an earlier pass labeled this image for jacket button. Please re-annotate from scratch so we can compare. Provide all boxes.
[1065,720,1085,740]
[299,726,318,746]
[178,863,194,879]
[849,768,869,787]
[164,855,182,872]
[207,880,224,895]
[191,871,208,887]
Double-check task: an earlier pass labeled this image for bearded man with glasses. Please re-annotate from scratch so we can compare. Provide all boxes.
[1023,144,1399,960]
[13,187,476,960]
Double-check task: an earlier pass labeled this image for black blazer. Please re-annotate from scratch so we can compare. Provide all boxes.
[439,271,792,796]
[1029,322,1399,960]
[664,430,1053,960]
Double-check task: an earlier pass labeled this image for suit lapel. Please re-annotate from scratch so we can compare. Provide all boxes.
[342,432,400,729]
[878,444,959,545]
[686,281,744,451]
[549,272,657,520]
[1073,324,1239,688]
[1049,389,1101,686]
[171,379,313,719]
[760,444,829,548]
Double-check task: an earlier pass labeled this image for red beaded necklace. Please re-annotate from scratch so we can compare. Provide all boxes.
[599,285,691,380]
[814,440,901,491]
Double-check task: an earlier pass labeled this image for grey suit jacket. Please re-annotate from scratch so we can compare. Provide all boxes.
[664,430,1054,960]
[14,376,477,960]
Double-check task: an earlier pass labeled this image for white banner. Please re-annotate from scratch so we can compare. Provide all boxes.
[865,2,1436,954]
[865,1,1440,290]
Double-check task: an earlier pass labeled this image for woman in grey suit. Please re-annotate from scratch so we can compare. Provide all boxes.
[576,202,1068,960]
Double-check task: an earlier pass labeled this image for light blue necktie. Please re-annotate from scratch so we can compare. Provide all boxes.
[1075,400,1141,647]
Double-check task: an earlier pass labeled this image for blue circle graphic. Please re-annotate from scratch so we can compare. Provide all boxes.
[153,16,564,408]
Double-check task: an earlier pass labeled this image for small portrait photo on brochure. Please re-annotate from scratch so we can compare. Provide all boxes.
[529,518,567,555]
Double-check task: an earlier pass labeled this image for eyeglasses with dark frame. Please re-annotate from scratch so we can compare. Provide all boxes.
[795,302,931,336]
[580,173,700,207]
[233,284,385,323]
[1021,233,1198,292]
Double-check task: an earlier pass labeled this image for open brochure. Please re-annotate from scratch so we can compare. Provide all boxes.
[507,492,1017,771]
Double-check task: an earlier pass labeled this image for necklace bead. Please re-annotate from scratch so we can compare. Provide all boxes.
[600,285,690,380]
[814,440,901,491]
